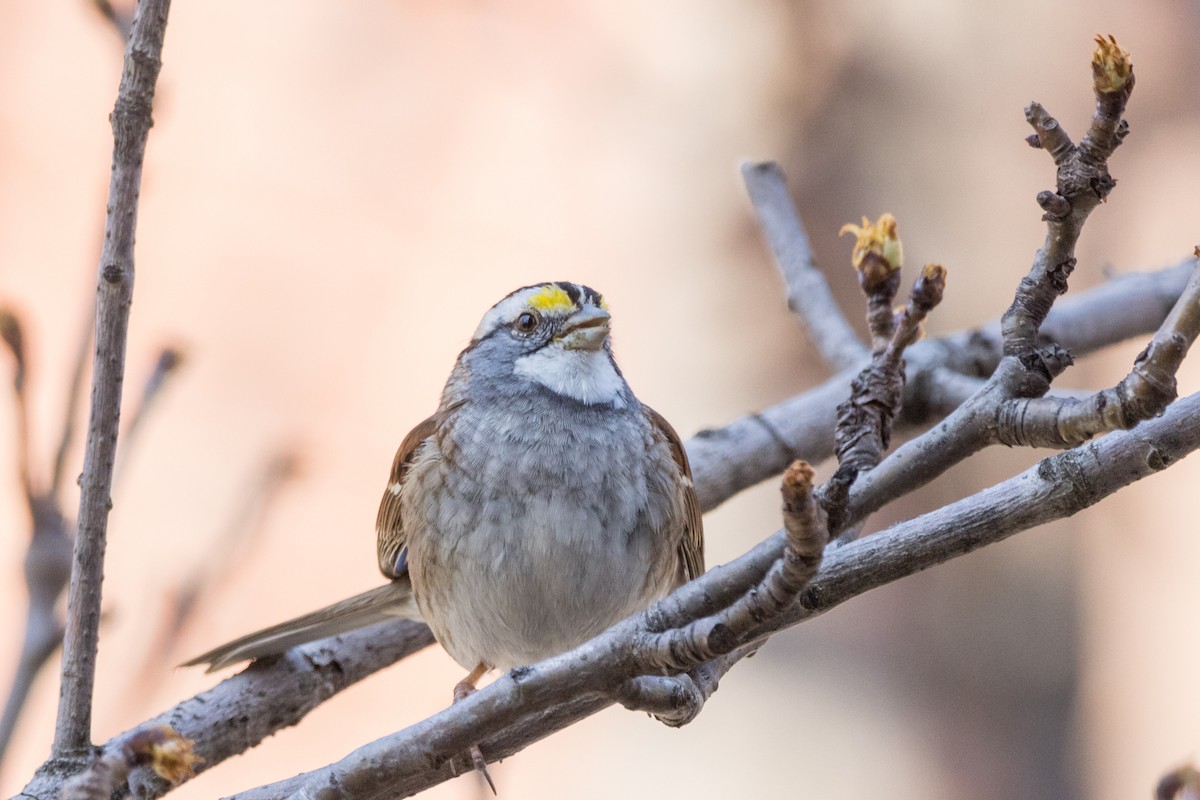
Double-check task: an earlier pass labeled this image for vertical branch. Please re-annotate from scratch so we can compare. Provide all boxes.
[52,0,174,758]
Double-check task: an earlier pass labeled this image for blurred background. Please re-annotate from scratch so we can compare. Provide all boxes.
[1,1,1198,798]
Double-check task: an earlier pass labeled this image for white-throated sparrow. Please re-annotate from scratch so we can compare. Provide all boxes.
[187,282,704,781]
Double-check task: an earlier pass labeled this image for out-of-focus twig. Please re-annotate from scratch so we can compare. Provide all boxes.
[50,308,94,498]
[0,309,34,502]
[1157,763,1200,800]
[113,345,186,485]
[0,310,76,764]
[91,0,135,43]
[742,161,868,370]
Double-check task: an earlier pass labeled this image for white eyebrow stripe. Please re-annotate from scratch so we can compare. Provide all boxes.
[473,290,536,341]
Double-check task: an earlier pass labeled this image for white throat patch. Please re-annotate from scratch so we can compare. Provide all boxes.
[514,346,627,407]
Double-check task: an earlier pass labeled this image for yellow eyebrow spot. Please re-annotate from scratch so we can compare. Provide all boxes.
[527,284,576,314]
[598,295,609,311]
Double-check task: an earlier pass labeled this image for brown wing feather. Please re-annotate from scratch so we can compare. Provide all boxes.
[643,405,704,581]
[376,414,439,578]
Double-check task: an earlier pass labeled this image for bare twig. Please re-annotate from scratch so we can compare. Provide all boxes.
[742,161,867,370]
[632,461,826,675]
[92,0,135,43]
[1003,35,1133,357]
[0,310,75,765]
[113,345,185,485]
[50,308,94,497]
[0,501,71,765]
[0,309,34,503]
[53,0,173,758]
[825,257,947,536]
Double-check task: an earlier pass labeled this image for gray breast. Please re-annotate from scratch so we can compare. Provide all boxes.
[401,395,683,672]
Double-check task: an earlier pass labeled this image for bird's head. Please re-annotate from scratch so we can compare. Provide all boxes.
[462,282,629,407]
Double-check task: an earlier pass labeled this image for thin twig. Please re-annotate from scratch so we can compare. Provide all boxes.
[113,345,185,485]
[825,260,947,536]
[741,161,867,370]
[53,0,173,758]
[92,0,135,43]
[0,309,35,504]
[1002,36,1133,357]
[51,305,95,497]
[0,310,75,766]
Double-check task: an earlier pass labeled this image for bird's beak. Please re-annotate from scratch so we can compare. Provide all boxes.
[558,305,611,351]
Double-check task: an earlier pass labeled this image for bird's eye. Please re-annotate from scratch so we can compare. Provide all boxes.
[514,311,539,334]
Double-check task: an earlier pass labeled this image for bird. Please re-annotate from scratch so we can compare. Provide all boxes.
[185,281,704,787]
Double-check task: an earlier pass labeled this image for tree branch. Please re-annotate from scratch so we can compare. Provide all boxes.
[687,258,1193,513]
[52,0,173,759]
[226,391,1200,800]
[829,38,1137,535]
[997,261,1200,447]
[741,161,867,370]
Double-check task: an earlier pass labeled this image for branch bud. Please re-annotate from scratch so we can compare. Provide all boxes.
[840,213,903,274]
[1092,34,1133,95]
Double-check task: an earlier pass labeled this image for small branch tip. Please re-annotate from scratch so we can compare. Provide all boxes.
[841,213,903,274]
[1092,34,1133,95]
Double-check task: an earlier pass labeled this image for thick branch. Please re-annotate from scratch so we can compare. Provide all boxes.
[101,623,433,800]
[53,0,172,758]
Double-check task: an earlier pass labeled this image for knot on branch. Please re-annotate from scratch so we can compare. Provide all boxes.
[1017,344,1074,392]
[1036,191,1071,221]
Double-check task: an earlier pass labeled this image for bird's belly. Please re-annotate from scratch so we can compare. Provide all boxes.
[407,489,675,672]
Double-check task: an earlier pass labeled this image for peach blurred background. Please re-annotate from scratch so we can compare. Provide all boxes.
[1,2,1198,799]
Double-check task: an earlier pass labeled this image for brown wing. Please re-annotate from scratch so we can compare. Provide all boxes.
[375,414,439,579]
[643,405,704,581]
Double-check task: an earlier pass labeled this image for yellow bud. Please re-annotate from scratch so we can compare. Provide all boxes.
[1092,34,1132,94]
[137,726,202,784]
[839,213,903,273]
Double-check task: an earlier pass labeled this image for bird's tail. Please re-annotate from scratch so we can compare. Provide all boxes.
[182,579,420,672]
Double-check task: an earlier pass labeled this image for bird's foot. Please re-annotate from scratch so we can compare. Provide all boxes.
[452,665,497,794]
